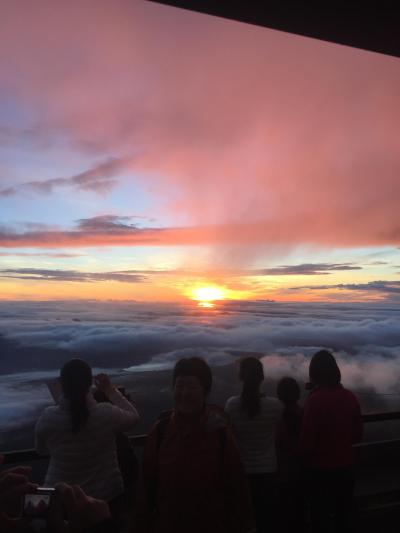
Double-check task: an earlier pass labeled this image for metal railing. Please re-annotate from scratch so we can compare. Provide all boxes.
[2,411,400,465]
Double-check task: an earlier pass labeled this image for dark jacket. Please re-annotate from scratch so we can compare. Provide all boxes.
[135,406,254,533]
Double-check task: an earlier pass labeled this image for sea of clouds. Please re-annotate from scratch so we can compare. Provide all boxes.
[1,299,400,442]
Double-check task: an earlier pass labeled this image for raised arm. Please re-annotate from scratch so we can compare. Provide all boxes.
[94,374,139,431]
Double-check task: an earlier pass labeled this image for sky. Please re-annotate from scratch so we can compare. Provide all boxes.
[0,0,399,303]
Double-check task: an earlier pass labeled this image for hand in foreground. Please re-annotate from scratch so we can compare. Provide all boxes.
[93,373,114,397]
[55,483,111,532]
[0,455,38,531]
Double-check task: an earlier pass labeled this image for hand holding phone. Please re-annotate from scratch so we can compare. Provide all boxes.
[22,487,55,518]
[0,460,37,515]
[55,483,111,530]
[93,373,114,397]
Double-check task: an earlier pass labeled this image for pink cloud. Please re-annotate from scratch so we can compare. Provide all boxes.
[0,216,398,249]
[1,1,400,251]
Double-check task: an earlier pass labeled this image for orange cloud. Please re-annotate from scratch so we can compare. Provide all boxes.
[0,278,180,302]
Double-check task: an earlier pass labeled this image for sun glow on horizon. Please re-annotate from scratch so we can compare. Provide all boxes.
[197,301,215,308]
[191,286,226,301]
[188,286,227,307]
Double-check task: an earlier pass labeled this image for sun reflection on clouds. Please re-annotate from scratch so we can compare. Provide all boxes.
[197,301,215,308]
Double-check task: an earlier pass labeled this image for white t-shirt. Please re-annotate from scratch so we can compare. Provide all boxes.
[35,389,139,501]
[225,395,282,474]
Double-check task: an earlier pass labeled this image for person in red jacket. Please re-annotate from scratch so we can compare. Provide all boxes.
[300,350,363,533]
[134,357,254,533]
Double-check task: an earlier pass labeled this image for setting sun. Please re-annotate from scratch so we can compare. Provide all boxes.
[191,286,226,302]
[185,283,250,307]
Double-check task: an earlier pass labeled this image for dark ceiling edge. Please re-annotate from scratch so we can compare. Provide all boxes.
[148,1,400,59]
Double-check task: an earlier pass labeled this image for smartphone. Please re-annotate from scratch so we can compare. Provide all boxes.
[46,379,62,404]
[22,488,55,518]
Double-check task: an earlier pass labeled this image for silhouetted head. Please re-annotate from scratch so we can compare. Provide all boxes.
[239,357,264,385]
[60,358,92,432]
[277,376,301,406]
[309,350,341,387]
[61,358,92,398]
[239,357,264,418]
[173,357,212,415]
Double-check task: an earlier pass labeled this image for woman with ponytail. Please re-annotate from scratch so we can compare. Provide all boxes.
[35,359,139,508]
[225,357,282,533]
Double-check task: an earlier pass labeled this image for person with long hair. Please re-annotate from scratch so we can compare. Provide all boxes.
[276,377,303,482]
[300,350,363,533]
[225,357,282,533]
[35,358,139,512]
[276,377,306,533]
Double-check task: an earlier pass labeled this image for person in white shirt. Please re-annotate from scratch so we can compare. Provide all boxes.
[225,357,282,533]
[35,359,139,513]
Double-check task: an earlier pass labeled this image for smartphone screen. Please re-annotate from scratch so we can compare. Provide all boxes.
[23,493,51,517]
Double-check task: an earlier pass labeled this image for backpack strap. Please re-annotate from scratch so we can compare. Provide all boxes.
[155,411,172,452]
[148,411,172,515]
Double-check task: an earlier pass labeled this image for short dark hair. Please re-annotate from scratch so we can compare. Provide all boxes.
[309,349,341,387]
[172,357,212,394]
[277,376,300,405]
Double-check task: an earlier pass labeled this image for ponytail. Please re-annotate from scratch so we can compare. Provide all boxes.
[239,357,264,419]
[60,359,92,433]
[69,391,90,434]
[241,381,261,418]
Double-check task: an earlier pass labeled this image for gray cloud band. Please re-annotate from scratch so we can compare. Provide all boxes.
[293,280,400,293]
[0,157,128,197]
[0,268,146,283]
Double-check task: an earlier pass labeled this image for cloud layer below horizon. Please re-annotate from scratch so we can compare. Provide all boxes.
[1,300,400,391]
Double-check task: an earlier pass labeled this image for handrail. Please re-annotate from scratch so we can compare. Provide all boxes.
[362,411,400,423]
[1,434,148,465]
[2,410,400,465]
